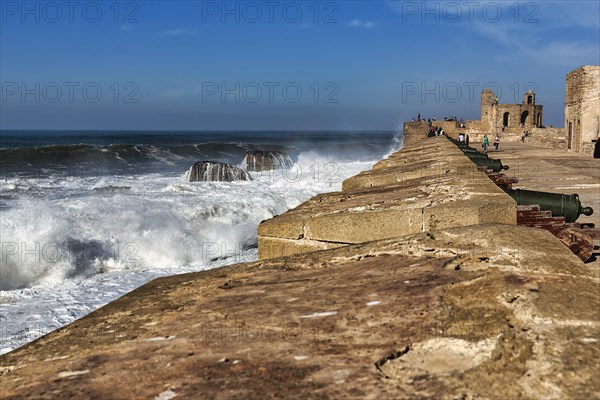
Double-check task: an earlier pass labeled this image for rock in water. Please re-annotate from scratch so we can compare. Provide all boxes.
[186,161,251,182]
[243,150,293,172]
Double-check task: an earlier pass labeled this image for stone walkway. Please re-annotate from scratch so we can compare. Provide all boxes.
[471,141,600,265]
[1,225,598,399]
[474,142,599,226]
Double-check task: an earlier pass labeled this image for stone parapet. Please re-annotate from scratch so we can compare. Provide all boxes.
[258,135,516,260]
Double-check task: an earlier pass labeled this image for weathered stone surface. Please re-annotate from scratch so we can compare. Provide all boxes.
[258,236,345,259]
[1,225,597,399]
[343,142,476,191]
[259,136,516,258]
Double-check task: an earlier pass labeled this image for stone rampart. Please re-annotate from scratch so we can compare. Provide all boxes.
[258,134,516,260]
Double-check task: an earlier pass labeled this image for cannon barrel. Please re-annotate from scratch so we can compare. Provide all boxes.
[448,138,508,171]
[504,188,593,223]
[463,152,490,160]
[449,139,470,148]
[460,152,509,172]
[468,157,509,172]
[448,137,480,153]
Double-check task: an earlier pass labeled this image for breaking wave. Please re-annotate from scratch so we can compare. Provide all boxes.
[0,130,404,353]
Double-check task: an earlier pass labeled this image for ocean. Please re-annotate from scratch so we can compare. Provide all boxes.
[0,130,402,354]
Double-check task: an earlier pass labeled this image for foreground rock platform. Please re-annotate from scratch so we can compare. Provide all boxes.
[1,225,598,399]
[258,136,516,259]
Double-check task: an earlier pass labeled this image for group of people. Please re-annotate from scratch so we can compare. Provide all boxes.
[416,112,504,152]
[481,134,501,153]
[413,113,465,128]
[427,126,445,137]
[454,132,500,153]
[414,113,439,124]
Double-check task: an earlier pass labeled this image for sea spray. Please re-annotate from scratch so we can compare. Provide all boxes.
[0,130,402,354]
[185,161,252,182]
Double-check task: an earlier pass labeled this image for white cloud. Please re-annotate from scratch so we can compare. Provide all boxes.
[120,25,133,32]
[159,28,197,37]
[386,1,600,67]
[495,41,600,67]
[471,18,600,67]
[347,19,377,28]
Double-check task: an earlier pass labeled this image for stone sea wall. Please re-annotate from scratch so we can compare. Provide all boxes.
[410,120,568,148]
[258,135,516,259]
[1,130,598,399]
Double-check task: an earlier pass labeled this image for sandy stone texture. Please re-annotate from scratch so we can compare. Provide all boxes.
[1,225,598,399]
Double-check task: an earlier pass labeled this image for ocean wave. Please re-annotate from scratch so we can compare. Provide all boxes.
[0,132,401,175]
[0,193,271,290]
[0,132,404,291]
[0,131,404,354]
[0,142,254,168]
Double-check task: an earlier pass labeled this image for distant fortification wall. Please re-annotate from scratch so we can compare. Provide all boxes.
[417,85,569,148]
[527,127,567,149]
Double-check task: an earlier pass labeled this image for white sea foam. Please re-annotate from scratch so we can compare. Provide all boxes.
[0,137,403,354]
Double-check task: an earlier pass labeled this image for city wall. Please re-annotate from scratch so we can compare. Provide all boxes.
[1,129,598,399]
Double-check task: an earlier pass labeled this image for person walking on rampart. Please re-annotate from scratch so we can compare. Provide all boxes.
[494,135,500,151]
[482,135,489,153]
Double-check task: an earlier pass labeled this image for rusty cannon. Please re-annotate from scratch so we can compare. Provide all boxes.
[503,188,593,223]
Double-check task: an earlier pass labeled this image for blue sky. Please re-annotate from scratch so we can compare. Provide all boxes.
[1,0,599,130]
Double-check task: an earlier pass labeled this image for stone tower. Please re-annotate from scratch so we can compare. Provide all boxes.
[565,65,600,154]
[524,90,535,106]
[480,88,496,131]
